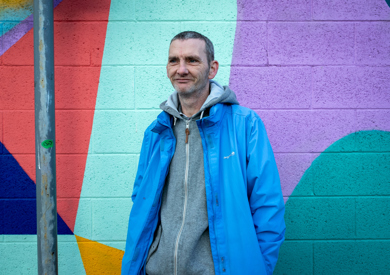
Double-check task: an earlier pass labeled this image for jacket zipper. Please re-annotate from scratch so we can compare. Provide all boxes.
[174,120,190,275]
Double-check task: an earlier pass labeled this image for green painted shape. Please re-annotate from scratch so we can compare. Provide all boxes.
[41,139,54,148]
[275,130,390,274]
[75,0,237,246]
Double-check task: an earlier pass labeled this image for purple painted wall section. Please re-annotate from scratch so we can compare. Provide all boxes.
[230,0,390,200]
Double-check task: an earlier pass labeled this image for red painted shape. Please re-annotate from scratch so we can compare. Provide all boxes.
[3,111,35,154]
[0,0,111,232]
[56,67,101,109]
[56,110,95,154]
[0,66,34,110]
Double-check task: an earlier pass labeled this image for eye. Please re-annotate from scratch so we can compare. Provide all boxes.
[188,57,200,64]
[169,58,177,64]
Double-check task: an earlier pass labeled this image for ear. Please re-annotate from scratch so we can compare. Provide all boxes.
[208,60,219,79]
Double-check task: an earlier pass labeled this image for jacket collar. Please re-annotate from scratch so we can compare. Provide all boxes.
[152,102,227,134]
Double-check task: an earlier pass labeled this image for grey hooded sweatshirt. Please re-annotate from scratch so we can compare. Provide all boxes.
[145,81,239,275]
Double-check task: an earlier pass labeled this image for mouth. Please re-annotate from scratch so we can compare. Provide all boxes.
[174,79,192,83]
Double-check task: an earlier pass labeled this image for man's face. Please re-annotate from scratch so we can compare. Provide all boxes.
[167,39,214,96]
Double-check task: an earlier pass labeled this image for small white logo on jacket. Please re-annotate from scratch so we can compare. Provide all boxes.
[224,151,235,159]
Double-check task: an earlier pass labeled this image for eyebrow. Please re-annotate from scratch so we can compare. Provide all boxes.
[168,55,202,61]
[186,55,201,61]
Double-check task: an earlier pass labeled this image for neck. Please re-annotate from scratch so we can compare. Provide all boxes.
[178,82,210,117]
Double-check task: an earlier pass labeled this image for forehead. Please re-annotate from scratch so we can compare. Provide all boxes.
[168,39,207,59]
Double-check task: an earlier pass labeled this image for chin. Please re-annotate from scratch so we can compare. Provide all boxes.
[174,85,195,95]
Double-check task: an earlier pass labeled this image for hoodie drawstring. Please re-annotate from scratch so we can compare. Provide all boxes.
[200,110,204,120]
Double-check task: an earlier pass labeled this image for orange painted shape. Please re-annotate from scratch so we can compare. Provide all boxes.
[0,0,111,233]
[75,235,124,275]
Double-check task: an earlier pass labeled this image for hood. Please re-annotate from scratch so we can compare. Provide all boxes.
[160,80,239,119]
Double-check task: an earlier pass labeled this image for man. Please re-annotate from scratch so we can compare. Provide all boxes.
[122,31,285,275]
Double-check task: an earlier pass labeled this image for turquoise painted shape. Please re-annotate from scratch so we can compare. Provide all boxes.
[74,0,237,247]
[0,2,33,35]
[291,130,390,197]
[0,235,86,275]
[275,130,390,274]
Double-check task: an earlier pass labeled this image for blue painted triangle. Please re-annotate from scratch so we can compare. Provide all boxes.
[0,142,73,235]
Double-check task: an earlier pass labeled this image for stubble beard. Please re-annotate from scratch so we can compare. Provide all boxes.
[174,68,210,100]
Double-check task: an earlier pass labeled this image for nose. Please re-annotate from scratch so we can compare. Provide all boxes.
[177,60,188,75]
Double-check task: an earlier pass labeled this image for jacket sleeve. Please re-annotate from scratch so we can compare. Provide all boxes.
[131,128,153,202]
[246,116,286,275]
[122,128,153,275]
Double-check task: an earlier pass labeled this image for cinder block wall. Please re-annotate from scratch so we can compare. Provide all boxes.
[1,0,389,274]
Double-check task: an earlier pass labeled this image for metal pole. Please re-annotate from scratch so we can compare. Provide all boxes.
[33,0,58,274]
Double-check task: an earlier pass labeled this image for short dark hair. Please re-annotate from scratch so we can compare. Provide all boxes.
[170,31,214,65]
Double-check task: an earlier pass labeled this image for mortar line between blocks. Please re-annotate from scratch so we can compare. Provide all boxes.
[116,20,390,23]
[312,241,315,275]
[285,238,390,241]
[288,195,390,198]
[310,0,313,21]
[253,107,390,111]
[355,197,357,238]
[266,21,269,66]
[354,22,357,65]
[310,66,313,110]
[132,0,136,23]
[133,66,135,110]
[90,197,93,239]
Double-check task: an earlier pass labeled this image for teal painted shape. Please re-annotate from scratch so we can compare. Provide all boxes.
[74,0,237,246]
[314,241,390,275]
[0,235,86,275]
[275,130,390,274]
[135,0,236,21]
[291,130,390,197]
[0,3,32,35]
[273,241,313,275]
[58,235,87,275]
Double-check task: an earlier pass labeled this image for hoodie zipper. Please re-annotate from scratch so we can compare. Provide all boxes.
[174,120,190,275]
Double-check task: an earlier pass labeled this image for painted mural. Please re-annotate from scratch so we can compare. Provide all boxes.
[0,0,389,274]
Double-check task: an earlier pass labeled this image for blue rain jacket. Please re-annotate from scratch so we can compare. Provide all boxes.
[122,102,286,275]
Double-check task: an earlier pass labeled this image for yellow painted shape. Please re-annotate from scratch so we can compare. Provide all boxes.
[1,0,32,8]
[75,235,124,275]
